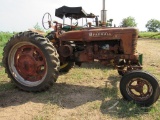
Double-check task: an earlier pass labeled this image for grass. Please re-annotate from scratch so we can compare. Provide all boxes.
[139,32,160,39]
[0,32,160,120]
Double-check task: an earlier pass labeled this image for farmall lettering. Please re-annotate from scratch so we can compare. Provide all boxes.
[89,32,112,37]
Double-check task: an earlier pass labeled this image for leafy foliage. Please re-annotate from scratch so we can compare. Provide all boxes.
[145,19,160,32]
[0,32,13,42]
[34,23,44,31]
[106,19,113,27]
[120,16,137,27]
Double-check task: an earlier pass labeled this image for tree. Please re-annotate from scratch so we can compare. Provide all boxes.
[120,16,137,27]
[34,23,44,31]
[106,19,113,27]
[145,19,160,32]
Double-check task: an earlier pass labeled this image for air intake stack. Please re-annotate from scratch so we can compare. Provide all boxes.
[101,0,107,25]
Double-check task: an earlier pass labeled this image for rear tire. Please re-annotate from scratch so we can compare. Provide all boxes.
[120,70,159,107]
[3,31,60,92]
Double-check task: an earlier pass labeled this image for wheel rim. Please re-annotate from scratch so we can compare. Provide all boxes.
[8,42,47,87]
[126,78,153,101]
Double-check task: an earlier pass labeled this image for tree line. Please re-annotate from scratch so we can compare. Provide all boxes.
[108,16,160,32]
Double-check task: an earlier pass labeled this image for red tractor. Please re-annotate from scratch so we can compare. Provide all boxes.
[3,6,159,106]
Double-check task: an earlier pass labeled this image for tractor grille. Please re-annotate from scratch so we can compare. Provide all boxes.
[132,34,138,54]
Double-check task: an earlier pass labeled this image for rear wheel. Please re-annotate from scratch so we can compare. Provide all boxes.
[3,31,60,92]
[120,70,159,106]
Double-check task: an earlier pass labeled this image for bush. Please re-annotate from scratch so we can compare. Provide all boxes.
[0,32,14,42]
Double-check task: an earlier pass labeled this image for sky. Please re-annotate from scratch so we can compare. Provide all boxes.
[0,0,160,32]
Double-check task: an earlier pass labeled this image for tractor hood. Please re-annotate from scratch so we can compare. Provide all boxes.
[59,27,138,42]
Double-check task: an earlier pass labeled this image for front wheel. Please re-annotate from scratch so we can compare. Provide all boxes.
[3,31,60,92]
[120,70,159,107]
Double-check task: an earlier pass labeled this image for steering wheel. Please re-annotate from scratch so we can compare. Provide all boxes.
[42,12,53,30]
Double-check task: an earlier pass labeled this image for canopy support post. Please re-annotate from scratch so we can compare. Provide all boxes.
[63,14,65,27]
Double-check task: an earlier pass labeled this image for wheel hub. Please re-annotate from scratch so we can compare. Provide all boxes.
[14,45,46,82]
[127,78,153,101]
[17,55,37,76]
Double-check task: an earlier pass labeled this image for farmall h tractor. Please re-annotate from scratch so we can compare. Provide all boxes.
[3,6,159,106]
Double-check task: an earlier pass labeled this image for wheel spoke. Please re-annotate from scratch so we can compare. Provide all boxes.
[21,46,35,56]
[137,79,145,87]
[128,84,138,90]
[36,60,45,67]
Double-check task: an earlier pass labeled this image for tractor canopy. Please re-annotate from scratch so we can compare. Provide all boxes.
[55,6,95,19]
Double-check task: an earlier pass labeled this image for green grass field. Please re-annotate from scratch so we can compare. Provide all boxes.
[139,32,160,39]
[0,32,160,120]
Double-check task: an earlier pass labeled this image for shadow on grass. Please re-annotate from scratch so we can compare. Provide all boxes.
[0,81,15,92]
[0,76,152,119]
[0,62,156,119]
[100,98,152,119]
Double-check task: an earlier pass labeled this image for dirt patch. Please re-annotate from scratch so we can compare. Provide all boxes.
[0,90,44,120]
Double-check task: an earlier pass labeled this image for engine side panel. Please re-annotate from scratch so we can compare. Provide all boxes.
[59,27,138,54]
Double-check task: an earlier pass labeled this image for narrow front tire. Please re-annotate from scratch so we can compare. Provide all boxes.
[120,70,159,107]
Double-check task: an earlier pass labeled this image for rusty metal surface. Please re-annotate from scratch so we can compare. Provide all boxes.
[58,45,73,57]
[126,78,153,101]
[59,30,84,41]
[50,21,141,72]
[14,45,46,82]
[59,27,138,54]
